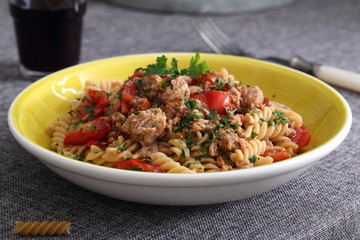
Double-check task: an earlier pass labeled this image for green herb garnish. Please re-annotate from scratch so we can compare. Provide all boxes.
[188,52,209,79]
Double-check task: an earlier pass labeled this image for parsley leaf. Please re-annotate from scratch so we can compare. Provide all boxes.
[249,155,257,164]
[143,55,169,76]
[273,111,290,124]
[184,99,200,110]
[188,52,209,79]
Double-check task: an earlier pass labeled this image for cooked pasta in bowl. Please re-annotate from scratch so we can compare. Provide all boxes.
[8,53,352,205]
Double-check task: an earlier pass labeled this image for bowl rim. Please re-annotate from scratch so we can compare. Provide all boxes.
[8,52,353,187]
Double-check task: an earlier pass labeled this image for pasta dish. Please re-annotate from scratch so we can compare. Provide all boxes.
[48,53,311,173]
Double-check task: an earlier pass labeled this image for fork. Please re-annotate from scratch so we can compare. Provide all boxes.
[193,17,360,92]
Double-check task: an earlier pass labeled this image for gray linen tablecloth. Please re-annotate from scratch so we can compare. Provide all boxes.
[1,0,359,239]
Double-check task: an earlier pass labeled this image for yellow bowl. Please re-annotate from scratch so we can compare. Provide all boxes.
[8,53,352,205]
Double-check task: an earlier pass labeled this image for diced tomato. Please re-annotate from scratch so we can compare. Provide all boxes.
[192,72,222,85]
[76,90,109,121]
[86,140,109,150]
[190,91,232,114]
[118,85,139,115]
[119,100,132,115]
[76,100,104,121]
[263,98,271,106]
[129,71,143,80]
[114,159,163,173]
[64,118,111,145]
[190,92,207,108]
[289,125,311,149]
[119,85,138,102]
[263,147,291,162]
[139,98,151,111]
[204,91,231,114]
[88,90,109,105]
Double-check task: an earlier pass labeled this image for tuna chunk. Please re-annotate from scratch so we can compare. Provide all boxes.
[217,128,246,151]
[122,108,166,145]
[238,85,264,112]
[161,76,190,102]
[134,141,159,159]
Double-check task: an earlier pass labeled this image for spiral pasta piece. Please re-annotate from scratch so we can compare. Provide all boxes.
[272,136,299,156]
[150,152,195,173]
[84,80,102,91]
[240,121,290,140]
[102,147,132,163]
[229,139,267,168]
[85,145,106,165]
[109,135,140,153]
[199,157,220,172]
[48,115,72,151]
[13,221,71,236]
[182,157,205,173]
[243,107,273,125]
[168,139,190,159]
[60,145,87,159]
[270,101,303,128]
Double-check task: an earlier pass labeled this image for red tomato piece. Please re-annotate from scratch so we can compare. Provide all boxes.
[190,93,207,108]
[263,147,291,162]
[76,90,109,121]
[118,85,139,115]
[114,159,163,173]
[139,98,151,111]
[120,100,132,115]
[289,125,311,149]
[129,71,143,80]
[88,90,109,105]
[86,140,109,150]
[203,91,231,114]
[190,91,232,114]
[76,100,104,121]
[64,118,111,145]
[192,72,221,85]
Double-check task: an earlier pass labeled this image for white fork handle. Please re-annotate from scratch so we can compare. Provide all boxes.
[314,65,360,92]
[289,56,360,92]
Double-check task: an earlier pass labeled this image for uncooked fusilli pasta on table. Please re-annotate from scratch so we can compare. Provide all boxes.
[13,221,71,236]
[48,53,311,173]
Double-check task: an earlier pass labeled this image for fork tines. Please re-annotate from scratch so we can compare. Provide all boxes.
[192,17,249,56]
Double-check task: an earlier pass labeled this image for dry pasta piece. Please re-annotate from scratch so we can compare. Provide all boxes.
[13,221,71,236]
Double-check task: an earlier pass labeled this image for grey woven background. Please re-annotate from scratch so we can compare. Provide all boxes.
[1,0,359,239]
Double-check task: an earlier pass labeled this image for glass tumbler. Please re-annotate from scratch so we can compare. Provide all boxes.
[9,0,87,79]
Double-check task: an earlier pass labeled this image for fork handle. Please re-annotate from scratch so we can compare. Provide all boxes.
[289,56,360,92]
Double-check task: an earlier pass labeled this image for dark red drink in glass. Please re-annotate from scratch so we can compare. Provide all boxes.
[9,0,87,79]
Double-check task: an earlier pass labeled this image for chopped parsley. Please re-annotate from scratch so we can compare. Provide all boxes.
[180,149,186,159]
[273,111,290,124]
[123,156,133,161]
[142,158,152,164]
[117,142,128,152]
[85,105,94,114]
[126,166,143,171]
[74,155,84,161]
[251,131,258,139]
[86,126,96,131]
[135,79,144,90]
[249,155,257,164]
[184,99,200,111]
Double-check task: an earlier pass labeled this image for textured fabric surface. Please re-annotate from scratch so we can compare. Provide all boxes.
[1,0,360,239]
